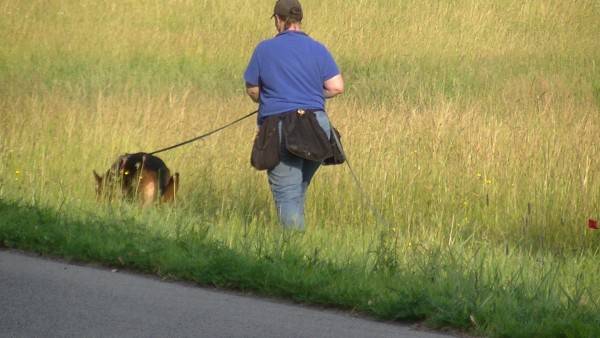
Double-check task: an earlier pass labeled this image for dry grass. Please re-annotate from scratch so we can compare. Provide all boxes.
[1,1,600,336]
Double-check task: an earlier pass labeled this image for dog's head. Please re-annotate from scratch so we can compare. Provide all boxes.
[93,154,131,201]
[93,169,119,201]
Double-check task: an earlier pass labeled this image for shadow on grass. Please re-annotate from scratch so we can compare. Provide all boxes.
[0,199,377,311]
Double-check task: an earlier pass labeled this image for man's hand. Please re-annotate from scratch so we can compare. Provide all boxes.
[246,83,260,103]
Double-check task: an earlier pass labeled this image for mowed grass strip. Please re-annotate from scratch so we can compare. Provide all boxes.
[2,199,599,337]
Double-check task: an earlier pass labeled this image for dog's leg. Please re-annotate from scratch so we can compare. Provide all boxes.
[134,155,146,198]
[142,182,156,208]
[161,173,179,204]
[174,172,179,199]
[138,169,158,207]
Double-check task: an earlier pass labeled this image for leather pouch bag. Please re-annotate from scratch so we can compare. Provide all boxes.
[283,111,333,161]
[323,127,346,165]
[250,116,280,170]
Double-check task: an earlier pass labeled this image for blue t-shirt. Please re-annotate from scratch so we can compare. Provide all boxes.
[244,30,340,122]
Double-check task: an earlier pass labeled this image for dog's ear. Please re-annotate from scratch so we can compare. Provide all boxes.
[93,170,103,185]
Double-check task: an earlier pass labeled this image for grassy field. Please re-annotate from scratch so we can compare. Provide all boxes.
[1,1,600,336]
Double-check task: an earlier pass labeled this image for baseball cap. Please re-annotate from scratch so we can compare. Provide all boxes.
[272,0,303,21]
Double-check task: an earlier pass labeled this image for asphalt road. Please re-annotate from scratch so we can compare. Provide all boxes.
[0,250,454,338]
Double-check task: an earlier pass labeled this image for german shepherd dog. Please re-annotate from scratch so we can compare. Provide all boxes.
[93,152,179,207]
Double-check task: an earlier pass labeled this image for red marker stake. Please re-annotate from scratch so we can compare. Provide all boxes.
[589,219,599,230]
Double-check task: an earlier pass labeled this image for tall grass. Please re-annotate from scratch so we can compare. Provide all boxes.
[1,1,599,336]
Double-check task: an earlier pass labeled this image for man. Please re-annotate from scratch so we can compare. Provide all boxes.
[244,0,344,230]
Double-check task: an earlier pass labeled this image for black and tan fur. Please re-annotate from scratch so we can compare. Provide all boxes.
[93,152,179,207]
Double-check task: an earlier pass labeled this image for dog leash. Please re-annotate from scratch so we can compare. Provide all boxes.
[330,125,395,229]
[149,110,258,155]
[149,109,391,228]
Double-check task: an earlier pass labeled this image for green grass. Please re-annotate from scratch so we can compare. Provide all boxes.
[1,0,600,337]
[2,199,599,337]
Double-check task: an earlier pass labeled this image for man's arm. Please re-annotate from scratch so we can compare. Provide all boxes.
[323,74,344,99]
[245,83,260,103]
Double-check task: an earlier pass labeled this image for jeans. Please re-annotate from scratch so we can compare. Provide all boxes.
[267,110,332,230]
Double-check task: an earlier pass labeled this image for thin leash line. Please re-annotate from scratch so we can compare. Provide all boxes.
[149,110,258,155]
[148,109,390,228]
[331,126,394,229]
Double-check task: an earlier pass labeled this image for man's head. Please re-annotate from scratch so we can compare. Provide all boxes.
[273,0,302,31]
